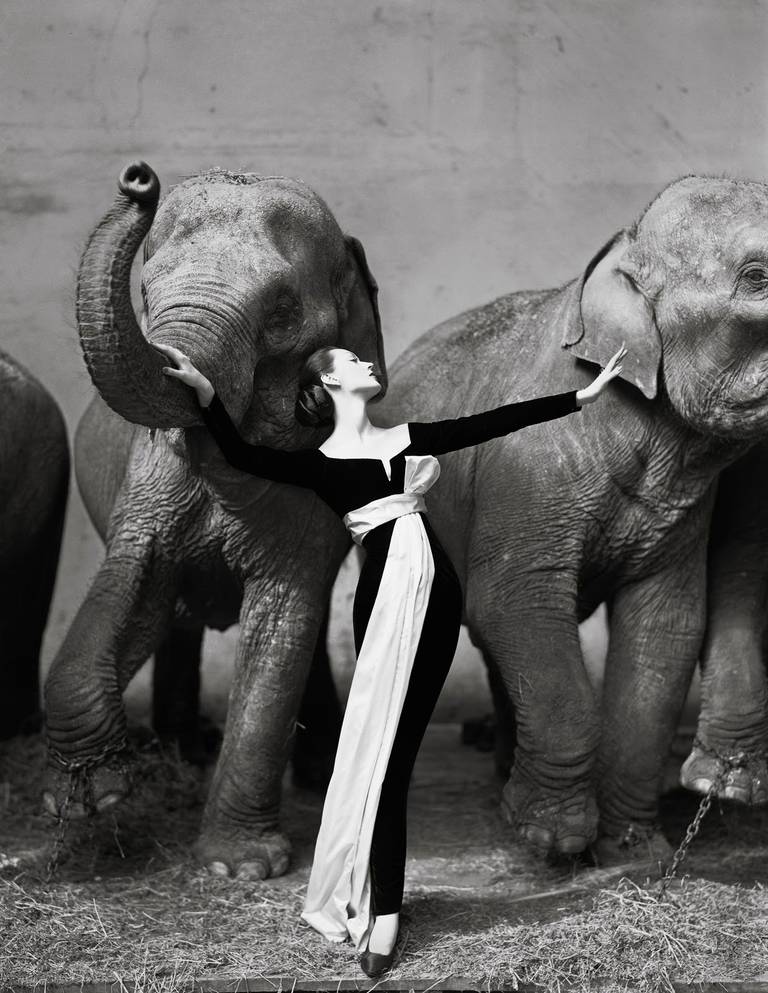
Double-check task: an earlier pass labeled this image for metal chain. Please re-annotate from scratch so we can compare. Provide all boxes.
[656,742,754,898]
[43,736,132,882]
[46,735,130,773]
[44,769,81,882]
[657,777,721,896]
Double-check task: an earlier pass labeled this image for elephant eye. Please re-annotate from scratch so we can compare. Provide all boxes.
[739,264,768,291]
[266,290,302,332]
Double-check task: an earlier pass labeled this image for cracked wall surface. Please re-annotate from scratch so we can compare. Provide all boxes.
[0,0,766,720]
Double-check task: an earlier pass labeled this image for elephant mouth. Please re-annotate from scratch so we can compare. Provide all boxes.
[707,397,768,438]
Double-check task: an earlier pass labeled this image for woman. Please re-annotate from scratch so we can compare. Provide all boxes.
[157,340,625,977]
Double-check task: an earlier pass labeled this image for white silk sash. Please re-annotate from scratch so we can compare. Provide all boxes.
[301,455,440,950]
[343,492,426,546]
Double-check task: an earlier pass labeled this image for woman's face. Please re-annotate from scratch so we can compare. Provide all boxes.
[322,349,381,398]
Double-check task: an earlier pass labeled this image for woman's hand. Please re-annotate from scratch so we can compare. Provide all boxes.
[575,344,627,406]
[154,343,215,407]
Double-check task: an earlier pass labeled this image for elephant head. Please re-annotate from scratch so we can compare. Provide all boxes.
[77,161,386,442]
[563,175,768,438]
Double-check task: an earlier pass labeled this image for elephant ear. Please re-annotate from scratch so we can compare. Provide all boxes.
[338,234,388,394]
[342,235,381,338]
[562,231,662,400]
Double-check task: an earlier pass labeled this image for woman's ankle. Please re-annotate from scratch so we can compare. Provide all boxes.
[367,911,400,954]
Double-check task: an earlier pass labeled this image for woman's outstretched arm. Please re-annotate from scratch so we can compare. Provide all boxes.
[405,345,626,456]
[404,390,582,455]
[156,342,319,489]
[198,392,319,487]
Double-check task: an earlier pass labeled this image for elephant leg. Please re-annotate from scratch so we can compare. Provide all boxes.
[152,623,222,766]
[684,582,768,804]
[195,579,327,880]
[290,608,343,790]
[596,553,706,864]
[42,532,176,818]
[0,488,67,740]
[683,456,768,805]
[467,572,600,856]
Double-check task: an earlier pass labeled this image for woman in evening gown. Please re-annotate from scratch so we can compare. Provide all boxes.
[156,340,625,977]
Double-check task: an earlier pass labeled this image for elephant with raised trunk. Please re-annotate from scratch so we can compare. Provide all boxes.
[42,161,385,878]
[374,175,768,860]
[0,349,69,739]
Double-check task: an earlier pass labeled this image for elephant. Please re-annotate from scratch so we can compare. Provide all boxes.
[370,174,768,859]
[42,161,385,879]
[0,349,69,739]
[680,443,768,804]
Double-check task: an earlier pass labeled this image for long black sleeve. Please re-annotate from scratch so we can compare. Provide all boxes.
[405,390,581,455]
[199,393,319,488]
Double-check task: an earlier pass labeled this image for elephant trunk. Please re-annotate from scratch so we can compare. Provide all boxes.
[76,161,201,428]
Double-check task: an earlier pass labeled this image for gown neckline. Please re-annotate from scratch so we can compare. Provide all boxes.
[317,446,411,483]
[317,425,414,483]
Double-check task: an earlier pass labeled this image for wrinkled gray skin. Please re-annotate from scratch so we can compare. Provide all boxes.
[42,162,385,879]
[680,444,768,805]
[375,176,768,861]
[0,350,69,739]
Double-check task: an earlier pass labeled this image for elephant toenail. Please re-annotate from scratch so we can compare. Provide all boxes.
[691,778,712,793]
[237,860,268,880]
[522,826,553,849]
[207,861,231,877]
[96,793,122,812]
[723,785,749,803]
[557,835,588,854]
[273,854,290,875]
[42,793,59,817]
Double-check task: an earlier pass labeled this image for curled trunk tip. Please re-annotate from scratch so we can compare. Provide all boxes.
[118,161,160,205]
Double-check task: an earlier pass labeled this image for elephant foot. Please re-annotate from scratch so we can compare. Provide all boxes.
[500,769,598,855]
[41,745,133,819]
[680,740,768,805]
[591,824,673,869]
[194,829,291,880]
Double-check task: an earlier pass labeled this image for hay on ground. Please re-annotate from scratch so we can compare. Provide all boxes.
[2,734,768,993]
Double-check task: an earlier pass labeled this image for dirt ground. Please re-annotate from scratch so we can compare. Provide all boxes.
[1,722,768,991]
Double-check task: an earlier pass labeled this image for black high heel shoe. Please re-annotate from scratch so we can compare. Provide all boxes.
[359,945,396,978]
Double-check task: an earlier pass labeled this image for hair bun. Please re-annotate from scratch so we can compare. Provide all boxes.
[295,383,334,427]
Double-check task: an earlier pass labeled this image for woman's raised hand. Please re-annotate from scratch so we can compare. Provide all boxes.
[155,343,215,407]
[575,344,627,405]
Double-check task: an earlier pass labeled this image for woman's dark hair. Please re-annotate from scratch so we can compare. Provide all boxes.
[295,347,337,427]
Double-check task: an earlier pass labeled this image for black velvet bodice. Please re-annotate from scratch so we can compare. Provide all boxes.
[199,389,582,519]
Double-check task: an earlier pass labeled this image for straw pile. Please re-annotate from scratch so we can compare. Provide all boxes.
[2,734,768,993]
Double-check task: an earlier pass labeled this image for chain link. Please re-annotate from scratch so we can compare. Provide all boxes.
[656,742,752,898]
[46,735,130,773]
[44,769,81,882]
[43,736,132,882]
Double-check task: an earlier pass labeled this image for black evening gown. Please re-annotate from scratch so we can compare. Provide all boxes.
[199,388,580,949]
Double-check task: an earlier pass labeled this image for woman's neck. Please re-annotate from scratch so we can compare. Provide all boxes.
[328,393,373,442]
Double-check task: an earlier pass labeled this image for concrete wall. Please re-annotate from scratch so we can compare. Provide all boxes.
[2,0,766,722]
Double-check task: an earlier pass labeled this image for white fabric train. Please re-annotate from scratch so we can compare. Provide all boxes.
[301,454,441,951]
